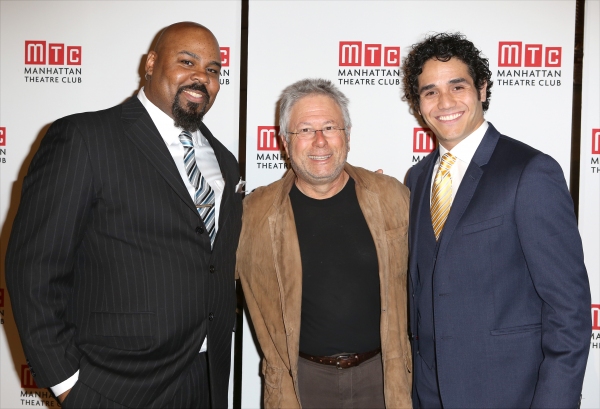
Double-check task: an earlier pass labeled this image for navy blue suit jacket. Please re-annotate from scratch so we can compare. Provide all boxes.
[406,123,591,408]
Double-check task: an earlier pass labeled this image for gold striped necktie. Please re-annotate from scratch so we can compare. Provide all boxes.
[431,152,457,241]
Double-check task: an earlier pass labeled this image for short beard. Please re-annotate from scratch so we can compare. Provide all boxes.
[172,84,209,132]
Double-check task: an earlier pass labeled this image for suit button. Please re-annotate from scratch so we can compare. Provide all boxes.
[208,313,214,321]
[195,226,204,234]
[209,265,216,274]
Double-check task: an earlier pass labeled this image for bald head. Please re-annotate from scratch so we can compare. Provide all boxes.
[154,22,214,53]
[144,22,222,132]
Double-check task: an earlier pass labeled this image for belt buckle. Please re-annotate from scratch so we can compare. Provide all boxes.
[335,354,353,370]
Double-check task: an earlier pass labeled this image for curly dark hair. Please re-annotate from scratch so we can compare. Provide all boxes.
[402,32,493,114]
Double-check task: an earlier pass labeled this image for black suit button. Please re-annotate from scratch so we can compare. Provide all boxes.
[195,226,204,234]
[208,313,214,321]
[209,265,216,274]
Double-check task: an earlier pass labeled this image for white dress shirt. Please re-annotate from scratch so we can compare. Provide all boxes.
[138,88,224,229]
[51,89,223,395]
[431,121,489,205]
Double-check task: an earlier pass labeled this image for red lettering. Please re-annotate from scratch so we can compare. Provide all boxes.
[545,47,561,67]
[67,46,81,65]
[21,365,38,389]
[339,41,362,66]
[364,44,381,67]
[220,47,230,67]
[413,128,436,153]
[592,129,600,154]
[257,126,280,151]
[25,41,46,64]
[524,44,543,67]
[48,43,64,65]
[384,47,400,66]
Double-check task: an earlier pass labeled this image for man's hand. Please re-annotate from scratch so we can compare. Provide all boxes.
[57,388,71,403]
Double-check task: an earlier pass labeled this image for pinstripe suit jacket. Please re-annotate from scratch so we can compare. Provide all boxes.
[6,97,242,408]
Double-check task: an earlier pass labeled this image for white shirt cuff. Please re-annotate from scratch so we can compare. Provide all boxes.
[50,370,79,396]
[199,336,207,353]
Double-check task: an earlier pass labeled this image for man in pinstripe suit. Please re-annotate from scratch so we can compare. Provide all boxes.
[6,22,242,408]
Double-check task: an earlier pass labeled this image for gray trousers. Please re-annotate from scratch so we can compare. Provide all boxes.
[297,353,385,409]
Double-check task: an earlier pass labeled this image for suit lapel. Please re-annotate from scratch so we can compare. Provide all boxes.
[409,151,438,288]
[437,124,500,254]
[267,171,302,371]
[121,97,197,215]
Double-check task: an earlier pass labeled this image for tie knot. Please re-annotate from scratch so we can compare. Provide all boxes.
[179,130,194,145]
[439,153,456,173]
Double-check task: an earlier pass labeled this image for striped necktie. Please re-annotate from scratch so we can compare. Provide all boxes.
[431,152,457,241]
[179,130,216,246]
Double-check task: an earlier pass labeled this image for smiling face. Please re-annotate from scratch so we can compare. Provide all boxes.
[282,94,350,195]
[144,23,221,131]
[417,57,487,150]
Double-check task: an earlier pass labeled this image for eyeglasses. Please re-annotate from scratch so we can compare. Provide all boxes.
[287,126,346,140]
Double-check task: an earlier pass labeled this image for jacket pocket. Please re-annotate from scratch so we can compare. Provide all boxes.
[463,216,503,235]
[90,311,155,351]
[490,323,541,336]
[262,360,283,408]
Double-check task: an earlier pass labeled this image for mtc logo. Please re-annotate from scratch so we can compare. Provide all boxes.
[592,304,600,330]
[257,126,280,151]
[498,42,561,67]
[592,129,600,154]
[25,41,81,65]
[21,365,38,389]
[0,127,5,146]
[220,47,230,67]
[339,41,400,67]
[413,128,437,153]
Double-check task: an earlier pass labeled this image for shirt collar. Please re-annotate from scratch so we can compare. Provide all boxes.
[137,87,207,146]
[439,120,489,164]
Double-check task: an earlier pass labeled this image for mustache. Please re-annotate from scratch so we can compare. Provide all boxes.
[179,83,209,100]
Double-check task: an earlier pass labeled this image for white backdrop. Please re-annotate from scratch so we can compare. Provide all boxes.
[579,1,600,408]
[1,1,598,408]
[0,1,241,408]
[242,0,597,407]
[245,0,576,193]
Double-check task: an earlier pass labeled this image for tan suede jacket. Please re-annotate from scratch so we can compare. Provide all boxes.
[236,164,412,408]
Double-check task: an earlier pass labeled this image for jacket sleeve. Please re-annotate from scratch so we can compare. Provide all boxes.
[5,118,94,387]
[514,153,591,407]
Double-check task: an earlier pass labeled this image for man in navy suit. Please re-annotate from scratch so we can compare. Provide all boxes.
[6,22,242,408]
[402,33,591,408]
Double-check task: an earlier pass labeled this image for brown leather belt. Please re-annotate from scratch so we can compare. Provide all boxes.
[299,347,381,370]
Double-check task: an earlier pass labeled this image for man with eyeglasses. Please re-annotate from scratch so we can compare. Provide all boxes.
[236,78,412,408]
